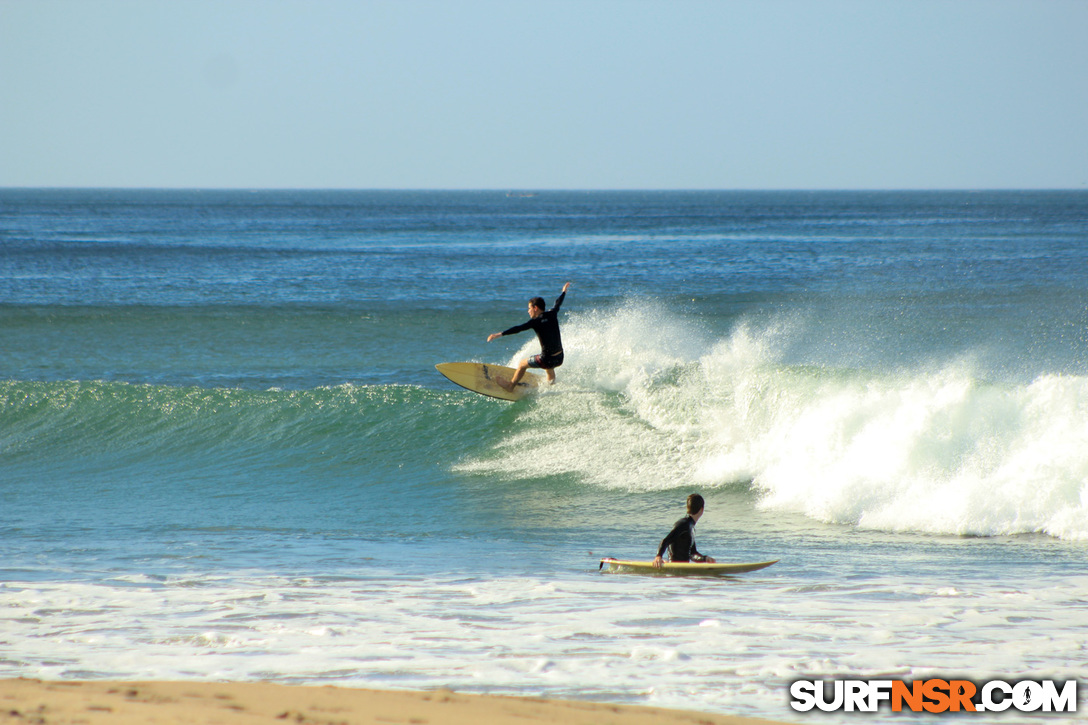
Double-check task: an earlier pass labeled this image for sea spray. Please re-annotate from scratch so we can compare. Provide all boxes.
[745,367,1088,539]
[461,304,1088,540]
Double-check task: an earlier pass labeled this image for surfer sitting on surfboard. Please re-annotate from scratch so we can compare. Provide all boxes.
[487,282,571,391]
[652,493,716,568]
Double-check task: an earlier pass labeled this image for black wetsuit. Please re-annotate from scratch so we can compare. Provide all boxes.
[656,515,707,562]
[501,291,566,369]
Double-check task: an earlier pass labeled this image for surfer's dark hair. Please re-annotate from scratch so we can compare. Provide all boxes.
[686,493,705,515]
[529,297,546,310]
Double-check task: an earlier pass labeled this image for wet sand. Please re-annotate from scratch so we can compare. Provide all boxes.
[0,679,792,724]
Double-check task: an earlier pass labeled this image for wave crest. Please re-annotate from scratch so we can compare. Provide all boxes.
[465,303,1088,540]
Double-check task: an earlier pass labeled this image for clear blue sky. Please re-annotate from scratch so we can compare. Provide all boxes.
[2,0,1085,189]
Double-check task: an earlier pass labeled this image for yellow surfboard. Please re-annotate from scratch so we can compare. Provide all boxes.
[435,362,540,401]
[599,558,779,576]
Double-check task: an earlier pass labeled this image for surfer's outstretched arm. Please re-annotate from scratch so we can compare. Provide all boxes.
[551,282,571,312]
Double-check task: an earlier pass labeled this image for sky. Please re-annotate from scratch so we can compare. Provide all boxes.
[1,0,1086,190]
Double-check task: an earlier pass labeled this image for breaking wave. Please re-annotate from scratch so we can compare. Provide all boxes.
[459,302,1088,540]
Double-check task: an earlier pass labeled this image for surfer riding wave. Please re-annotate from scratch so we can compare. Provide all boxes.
[487,282,570,391]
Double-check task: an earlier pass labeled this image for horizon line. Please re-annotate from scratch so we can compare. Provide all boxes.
[3,186,1087,193]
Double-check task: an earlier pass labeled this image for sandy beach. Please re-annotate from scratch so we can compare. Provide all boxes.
[0,679,792,725]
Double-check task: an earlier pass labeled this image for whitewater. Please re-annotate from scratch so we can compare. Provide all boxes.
[461,300,1088,542]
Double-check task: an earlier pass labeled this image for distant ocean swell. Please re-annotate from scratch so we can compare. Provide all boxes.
[460,304,1088,541]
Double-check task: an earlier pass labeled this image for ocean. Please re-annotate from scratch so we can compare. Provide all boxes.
[1,189,1086,723]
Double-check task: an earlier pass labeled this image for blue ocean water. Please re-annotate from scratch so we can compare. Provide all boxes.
[1,190,1087,722]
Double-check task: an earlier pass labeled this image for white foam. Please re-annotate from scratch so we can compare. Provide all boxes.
[4,570,1086,722]
[467,302,1088,540]
[743,368,1088,539]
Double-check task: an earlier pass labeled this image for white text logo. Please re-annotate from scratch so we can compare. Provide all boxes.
[790,678,1077,714]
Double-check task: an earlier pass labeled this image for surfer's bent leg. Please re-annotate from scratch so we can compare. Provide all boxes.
[500,359,530,391]
[511,359,529,383]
